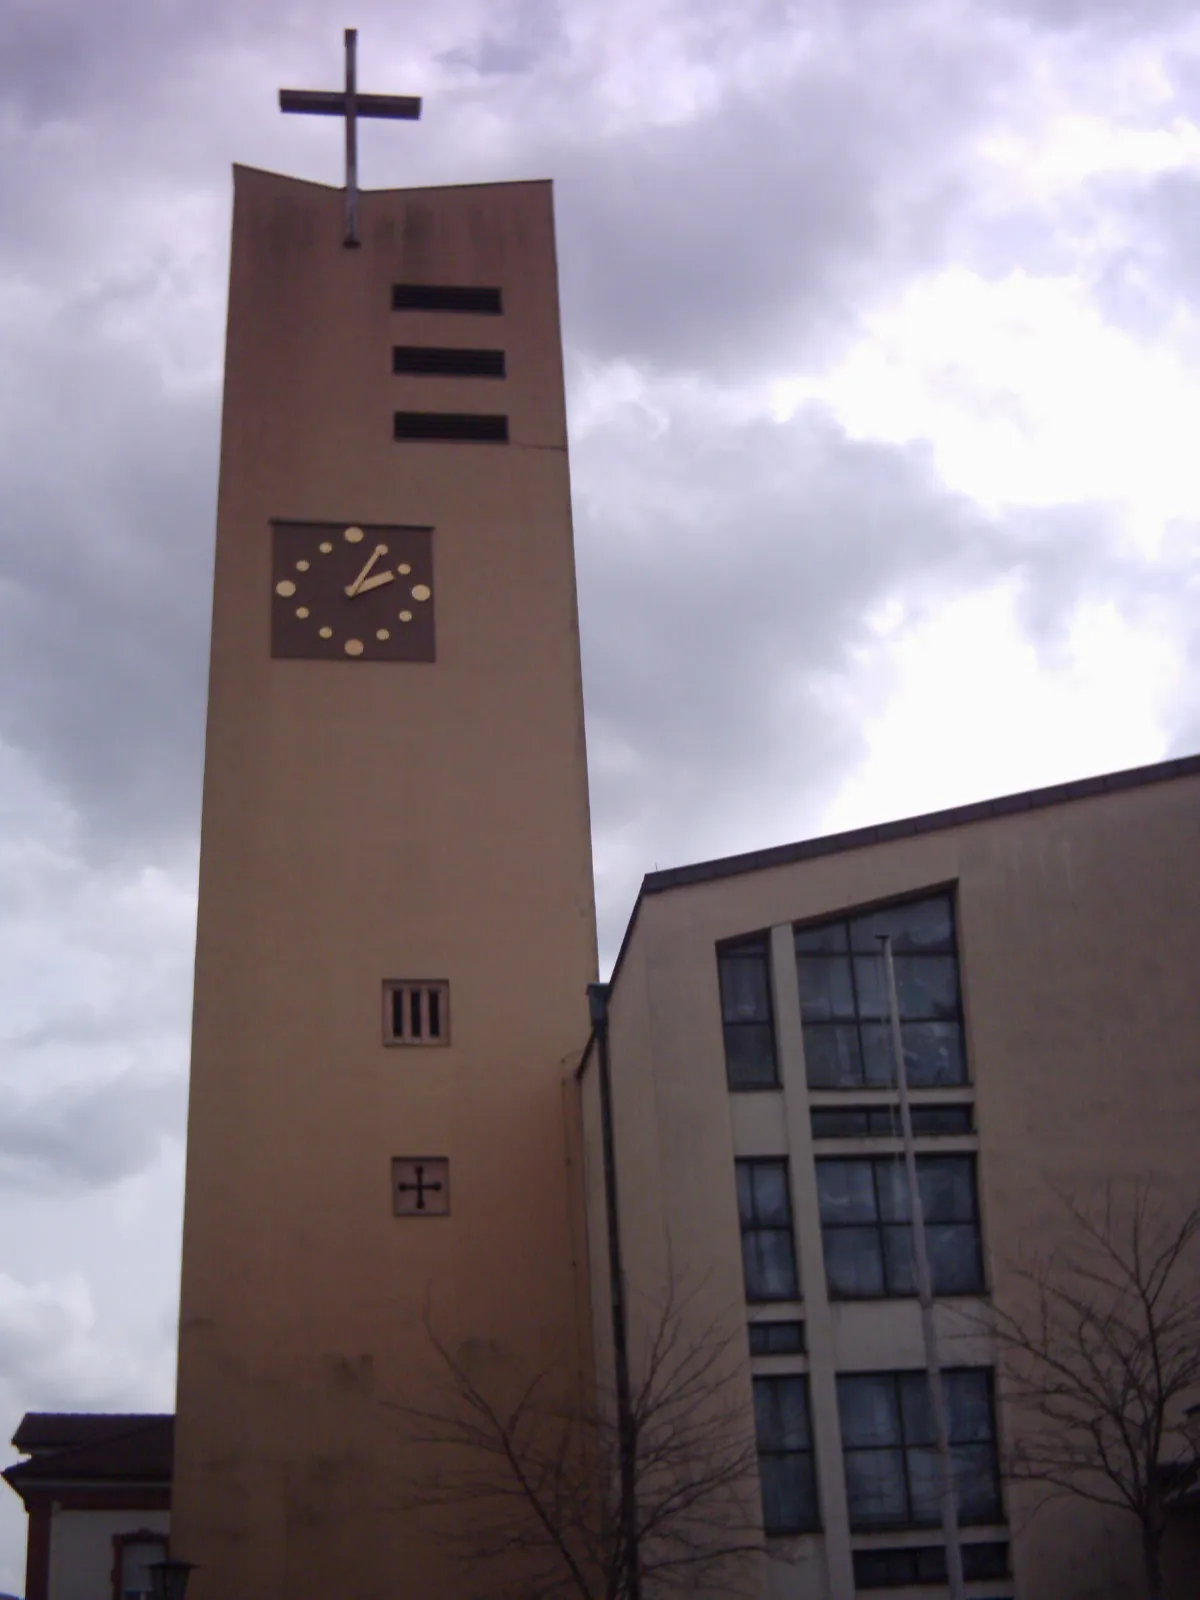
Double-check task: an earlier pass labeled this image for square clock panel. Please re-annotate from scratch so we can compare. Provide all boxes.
[271,520,435,662]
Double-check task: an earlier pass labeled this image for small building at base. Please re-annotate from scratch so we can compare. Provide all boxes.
[3,1416,172,1600]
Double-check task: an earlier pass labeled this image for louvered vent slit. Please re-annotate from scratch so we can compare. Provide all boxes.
[393,347,506,378]
[392,284,503,314]
[394,412,508,442]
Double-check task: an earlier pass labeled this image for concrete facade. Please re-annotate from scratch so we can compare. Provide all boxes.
[173,169,597,1600]
[581,759,1200,1600]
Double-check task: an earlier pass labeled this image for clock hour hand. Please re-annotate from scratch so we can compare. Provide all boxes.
[345,544,389,597]
[355,569,396,594]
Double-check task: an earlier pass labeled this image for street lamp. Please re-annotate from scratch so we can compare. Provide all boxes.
[149,1560,197,1600]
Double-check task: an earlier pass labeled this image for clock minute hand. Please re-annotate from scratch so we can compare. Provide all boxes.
[345,544,388,597]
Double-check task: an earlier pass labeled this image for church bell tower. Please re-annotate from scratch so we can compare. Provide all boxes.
[173,38,598,1599]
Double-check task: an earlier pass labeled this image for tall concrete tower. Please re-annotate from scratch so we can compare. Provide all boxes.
[172,160,597,1600]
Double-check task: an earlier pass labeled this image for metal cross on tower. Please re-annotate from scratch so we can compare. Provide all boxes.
[279,28,422,249]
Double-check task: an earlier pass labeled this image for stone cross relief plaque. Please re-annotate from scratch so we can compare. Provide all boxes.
[392,1157,450,1216]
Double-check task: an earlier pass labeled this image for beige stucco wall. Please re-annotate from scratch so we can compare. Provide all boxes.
[174,170,597,1600]
[583,768,1200,1600]
[48,1509,169,1600]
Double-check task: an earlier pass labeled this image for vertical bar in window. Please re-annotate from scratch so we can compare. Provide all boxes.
[391,986,406,1041]
[428,987,441,1039]
[410,988,423,1040]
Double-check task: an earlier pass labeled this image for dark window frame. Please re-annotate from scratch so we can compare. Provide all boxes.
[837,1368,1004,1533]
[748,1319,806,1356]
[816,1152,985,1300]
[810,1103,974,1140]
[718,936,779,1090]
[753,1374,821,1535]
[852,1539,1009,1587]
[735,1158,799,1303]
[794,891,969,1091]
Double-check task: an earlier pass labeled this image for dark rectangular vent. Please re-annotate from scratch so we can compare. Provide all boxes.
[394,412,509,442]
[393,346,506,378]
[392,284,503,314]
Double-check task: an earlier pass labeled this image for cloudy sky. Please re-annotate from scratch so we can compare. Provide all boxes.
[3,0,1200,1582]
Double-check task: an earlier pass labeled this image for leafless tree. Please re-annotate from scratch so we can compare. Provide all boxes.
[990,1182,1200,1600]
[397,1287,766,1600]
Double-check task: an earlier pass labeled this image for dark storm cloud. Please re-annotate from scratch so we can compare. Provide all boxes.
[0,1073,183,1192]
[0,319,216,854]
[573,399,1142,952]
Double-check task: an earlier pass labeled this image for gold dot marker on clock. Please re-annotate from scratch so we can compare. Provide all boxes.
[345,638,364,656]
[319,626,333,639]
[399,610,412,623]
[398,563,411,575]
[276,580,296,597]
[344,526,364,544]
[376,629,390,641]
[296,560,309,572]
[319,541,333,554]
[411,584,431,602]
[296,607,310,619]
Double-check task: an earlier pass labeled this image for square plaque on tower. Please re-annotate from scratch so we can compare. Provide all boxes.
[392,1158,450,1217]
[271,521,435,662]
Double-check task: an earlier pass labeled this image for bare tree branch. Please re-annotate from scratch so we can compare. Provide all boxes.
[989,1180,1200,1600]
[392,1286,768,1600]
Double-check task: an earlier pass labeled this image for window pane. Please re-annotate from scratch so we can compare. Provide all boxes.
[750,1161,791,1224]
[810,1108,871,1138]
[803,1023,864,1087]
[859,1024,898,1085]
[904,1021,966,1086]
[906,1444,942,1525]
[953,1443,1003,1522]
[720,949,770,1021]
[927,1225,984,1295]
[796,955,856,1020]
[850,896,955,953]
[882,1224,917,1296]
[854,955,959,1021]
[745,1230,799,1300]
[844,1447,909,1528]
[749,1320,806,1355]
[760,1453,818,1533]
[725,1023,778,1089]
[919,1156,976,1223]
[945,1370,995,1443]
[962,1542,1010,1579]
[853,1548,920,1587]
[909,1103,973,1135]
[794,920,848,954]
[899,1372,936,1446]
[824,1226,886,1297]
[838,1376,901,1447]
[816,1160,878,1223]
[874,1162,911,1222]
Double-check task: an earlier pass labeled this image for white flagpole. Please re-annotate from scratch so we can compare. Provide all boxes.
[880,934,966,1600]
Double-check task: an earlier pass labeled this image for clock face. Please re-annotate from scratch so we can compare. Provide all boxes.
[270,521,435,662]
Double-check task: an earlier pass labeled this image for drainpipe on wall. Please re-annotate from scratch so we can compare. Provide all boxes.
[587,981,642,1600]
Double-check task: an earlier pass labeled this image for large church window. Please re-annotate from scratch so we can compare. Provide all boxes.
[718,938,778,1089]
[736,1159,799,1301]
[794,893,966,1089]
[816,1155,984,1298]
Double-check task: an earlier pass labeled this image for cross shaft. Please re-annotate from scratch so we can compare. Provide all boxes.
[279,28,422,248]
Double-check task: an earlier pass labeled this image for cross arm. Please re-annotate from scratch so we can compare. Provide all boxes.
[279,89,422,119]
